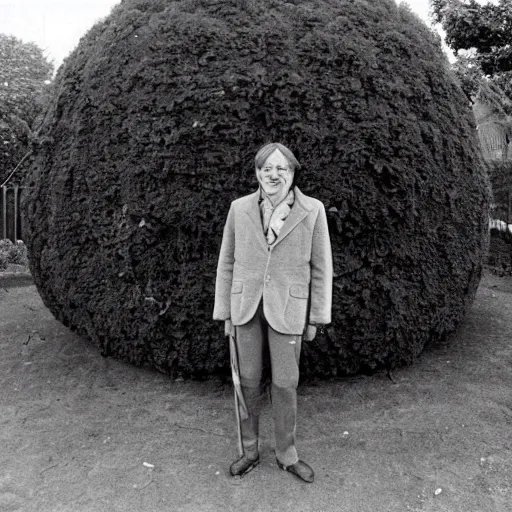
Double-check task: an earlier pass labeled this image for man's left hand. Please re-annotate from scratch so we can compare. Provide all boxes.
[303,324,317,341]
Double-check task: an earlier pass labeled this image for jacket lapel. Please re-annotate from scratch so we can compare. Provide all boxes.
[244,190,269,250]
[272,187,312,247]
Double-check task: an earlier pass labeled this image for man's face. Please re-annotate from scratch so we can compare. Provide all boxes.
[256,149,294,198]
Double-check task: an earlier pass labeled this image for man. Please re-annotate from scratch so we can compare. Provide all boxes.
[213,142,333,483]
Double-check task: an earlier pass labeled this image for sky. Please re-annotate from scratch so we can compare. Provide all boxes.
[0,0,446,71]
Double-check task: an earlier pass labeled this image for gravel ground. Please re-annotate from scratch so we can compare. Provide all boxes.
[1,270,511,512]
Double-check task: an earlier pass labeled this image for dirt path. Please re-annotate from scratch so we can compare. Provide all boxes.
[1,271,511,512]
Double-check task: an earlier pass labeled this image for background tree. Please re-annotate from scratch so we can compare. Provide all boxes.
[0,35,54,186]
[23,0,489,379]
[430,0,512,103]
[431,1,512,160]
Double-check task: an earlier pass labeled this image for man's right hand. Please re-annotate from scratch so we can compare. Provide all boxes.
[224,319,233,337]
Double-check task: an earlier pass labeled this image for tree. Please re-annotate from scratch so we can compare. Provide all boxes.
[430,0,512,99]
[431,0,512,74]
[0,35,53,185]
[23,0,489,379]
[430,1,512,160]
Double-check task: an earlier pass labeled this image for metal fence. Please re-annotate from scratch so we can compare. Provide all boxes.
[1,185,26,242]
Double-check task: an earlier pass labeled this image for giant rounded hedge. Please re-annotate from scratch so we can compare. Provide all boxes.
[24,0,490,378]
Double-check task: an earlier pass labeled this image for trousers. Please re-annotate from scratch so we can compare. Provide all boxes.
[235,303,302,466]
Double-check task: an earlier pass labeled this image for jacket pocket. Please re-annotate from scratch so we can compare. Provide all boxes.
[231,281,243,294]
[289,284,308,299]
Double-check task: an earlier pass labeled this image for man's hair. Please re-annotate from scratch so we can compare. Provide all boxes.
[254,142,301,172]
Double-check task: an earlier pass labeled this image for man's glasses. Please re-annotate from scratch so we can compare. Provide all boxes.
[260,166,291,175]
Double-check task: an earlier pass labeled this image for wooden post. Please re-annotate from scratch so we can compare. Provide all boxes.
[508,187,512,229]
[14,185,19,241]
[2,186,6,240]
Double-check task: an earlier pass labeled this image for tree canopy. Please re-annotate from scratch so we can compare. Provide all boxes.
[431,0,512,73]
[0,34,53,185]
[430,0,512,102]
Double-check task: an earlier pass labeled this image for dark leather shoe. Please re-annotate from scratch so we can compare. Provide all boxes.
[229,455,260,477]
[276,459,315,483]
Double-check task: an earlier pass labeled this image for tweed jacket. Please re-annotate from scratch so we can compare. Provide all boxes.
[213,186,333,335]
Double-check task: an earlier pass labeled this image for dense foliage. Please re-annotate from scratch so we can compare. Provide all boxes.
[488,160,512,222]
[0,35,53,185]
[487,161,512,272]
[430,0,512,105]
[0,239,28,271]
[24,0,490,378]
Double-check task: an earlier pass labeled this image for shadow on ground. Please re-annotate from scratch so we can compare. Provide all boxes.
[1,270,511,512]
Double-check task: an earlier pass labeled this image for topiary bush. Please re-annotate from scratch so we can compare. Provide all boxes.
[23,0,490,378]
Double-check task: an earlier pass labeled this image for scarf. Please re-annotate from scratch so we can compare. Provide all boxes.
[259,188,295,245]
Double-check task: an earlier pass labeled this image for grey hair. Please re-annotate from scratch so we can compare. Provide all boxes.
[254,142,301,172]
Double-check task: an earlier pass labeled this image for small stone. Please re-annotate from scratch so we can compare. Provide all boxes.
[434,488,442,496]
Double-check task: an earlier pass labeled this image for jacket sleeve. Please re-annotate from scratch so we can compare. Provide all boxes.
[308,203,333,325]
[213,202,236,321]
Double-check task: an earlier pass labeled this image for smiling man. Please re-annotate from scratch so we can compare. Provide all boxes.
[213,142,333,483]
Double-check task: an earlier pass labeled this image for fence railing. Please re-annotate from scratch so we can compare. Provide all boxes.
[1,185,26,242]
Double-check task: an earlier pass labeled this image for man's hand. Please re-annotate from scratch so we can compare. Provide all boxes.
[303,324,317,342]
[224,318,233,337]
